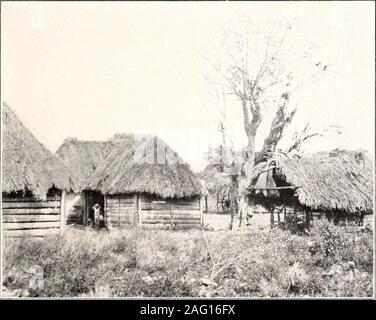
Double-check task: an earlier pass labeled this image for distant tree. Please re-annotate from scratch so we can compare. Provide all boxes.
[204,19,330,229]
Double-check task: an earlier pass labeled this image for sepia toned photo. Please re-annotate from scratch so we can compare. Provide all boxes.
[0,1,374,300]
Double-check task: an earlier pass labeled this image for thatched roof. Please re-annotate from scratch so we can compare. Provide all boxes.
[2,102,72,199]
[56,133,138,191]
[87,136,203,198]
[199,164,232,195]
[250,149,374,213]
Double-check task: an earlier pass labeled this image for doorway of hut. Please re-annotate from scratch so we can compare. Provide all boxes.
[84,190,105,228]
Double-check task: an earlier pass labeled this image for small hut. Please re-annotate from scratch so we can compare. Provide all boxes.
[200,164,232,213]
[2,103,72,237]
[87,136,204,230]
[55,134,138,225]
[248,149,374,229]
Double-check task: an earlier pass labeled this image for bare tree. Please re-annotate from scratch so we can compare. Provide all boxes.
[204,19,329,229]
[285,122,343,155]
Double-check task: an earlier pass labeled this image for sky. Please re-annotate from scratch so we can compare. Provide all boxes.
[1,1,375,171]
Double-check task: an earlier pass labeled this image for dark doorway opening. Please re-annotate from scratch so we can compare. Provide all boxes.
[85,190,105,227]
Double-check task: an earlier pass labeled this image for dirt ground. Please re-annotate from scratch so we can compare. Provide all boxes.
[203,213,270,230]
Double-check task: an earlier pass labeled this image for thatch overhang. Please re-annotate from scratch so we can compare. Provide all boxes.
[2,102,73,199]
[56,133,139,191]
[250,149,374,214]
[87,136,204,198]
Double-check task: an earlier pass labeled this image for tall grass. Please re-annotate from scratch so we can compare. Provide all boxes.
[2,220,373,297]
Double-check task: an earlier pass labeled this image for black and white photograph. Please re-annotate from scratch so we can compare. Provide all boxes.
[0,1,374,301]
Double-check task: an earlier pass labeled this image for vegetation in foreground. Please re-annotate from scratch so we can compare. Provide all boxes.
[2,220,373,298]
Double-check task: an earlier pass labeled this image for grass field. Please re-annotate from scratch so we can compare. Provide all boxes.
[2,218,373,298]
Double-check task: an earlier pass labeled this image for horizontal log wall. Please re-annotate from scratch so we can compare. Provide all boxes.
[141,195,202,230]
[2,195,62,238]
[106,195,136,227]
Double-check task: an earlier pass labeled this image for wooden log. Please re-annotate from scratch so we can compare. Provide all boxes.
[107,201,135,206]
[110,221,133,227]
[141,204,200,210]
[142,224,200,230]
[3,228,60,237]
[143,215,200,221]
[142,220,172,225]
[141,198,199,206]
[137,194,142,226]
[2,215,60,223]
[141,204,171,211]
[199,197,203,226]
[143,219,201,225]
[119,199,136,205]
[108,217,133,222]
[107,213,134,219]
[3,221,61,230]
[142,213,200,220]
[2,207,60,215]
[172,205,200,210]
[2,201,61,209]
[2,196,61,202]
[60,190,66,235]
[141,209,199,215]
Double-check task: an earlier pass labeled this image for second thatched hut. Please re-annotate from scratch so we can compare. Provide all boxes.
[87,136,204,230]
[248,149,374,229]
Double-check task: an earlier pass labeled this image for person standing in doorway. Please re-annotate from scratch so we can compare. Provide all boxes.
[93,203,101,232]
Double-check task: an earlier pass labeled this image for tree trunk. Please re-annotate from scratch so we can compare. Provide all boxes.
[258,100,296,162]
[229,175,240,230]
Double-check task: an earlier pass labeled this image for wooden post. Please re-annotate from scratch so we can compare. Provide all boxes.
[83,191,87,226]
[205,195,208,213]
[118,195,121,226]
[59,190,66,235]
[104,195,107,228]
[170,202,174,230]
[199,197,204,226]
[137,194,142,227]
[305,209,310,229]
[270,209,274,229]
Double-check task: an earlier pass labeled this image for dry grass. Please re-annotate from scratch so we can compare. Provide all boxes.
[2,220,373,298]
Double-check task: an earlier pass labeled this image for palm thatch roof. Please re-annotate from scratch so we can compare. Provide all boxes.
[87,136,203,198]
[2,102,72,199]
[250,149,374,213]
[199,164,232,195]
[56,133,139,191]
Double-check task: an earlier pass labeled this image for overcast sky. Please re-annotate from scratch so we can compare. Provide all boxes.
[2,1,374,171]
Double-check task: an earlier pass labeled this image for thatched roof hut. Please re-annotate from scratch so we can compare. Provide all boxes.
[250,149,374,214]
[2,102,72,199]
[56,133,138,191]
[87,136,203,198]
[200,164,232,195]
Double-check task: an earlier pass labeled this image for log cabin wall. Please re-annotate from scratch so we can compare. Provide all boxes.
[104,194,203,230]
[106,194,137,227]
[140,195,202,230]
[2,191,64,238]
